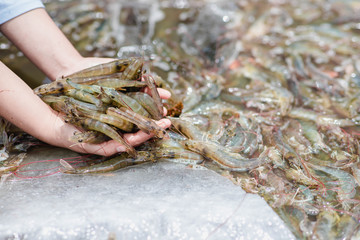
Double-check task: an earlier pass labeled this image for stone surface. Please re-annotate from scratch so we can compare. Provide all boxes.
[0,147,295,240]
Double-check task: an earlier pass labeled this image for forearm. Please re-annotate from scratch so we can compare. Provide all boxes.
[0,8,83,80]
[0,61,76,148]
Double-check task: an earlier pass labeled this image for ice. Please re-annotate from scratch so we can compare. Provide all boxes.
[0,147,295,239]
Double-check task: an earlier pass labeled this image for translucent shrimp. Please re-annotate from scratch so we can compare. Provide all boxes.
[299,120,331,153]
[107,107,166,138]
[62,148,203,174]
[64,89,103,107]
[183,139,270,172]
[33,79,69,95]
[310,164,357,206]
[62,152,151,174]
[66,79,112,104]
[42,95,107,114]
[143,75,164,117]
[115,57,144,80]
[168,117,206,141]
[68,117,136,157]
[154,148,204,165]
[61,58,141,79]
[127,92,163,120]
[0,153,26,175]
[75,107,134,132]
[313,211,339,240]
[102,88,150,118]
[92,79,147,90]
[285,166,319,186]
[70,131,108,144]
[66,97,108,113]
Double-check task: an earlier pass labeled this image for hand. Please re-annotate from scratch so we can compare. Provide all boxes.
[0,7,171,156]
[55,57,172,156]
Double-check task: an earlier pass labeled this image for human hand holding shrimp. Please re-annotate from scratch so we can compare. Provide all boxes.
[0,7,171,156]
[51,57,171,156]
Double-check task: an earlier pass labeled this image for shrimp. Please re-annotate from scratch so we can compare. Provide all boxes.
[68,117,136,157]
[127,92,163,120]
[143,74,164,117]
[246,85,294,116]
[64,89,103,107]
[285,166,319,186]
[168,117,206,141]
[288,53,308,79]
[63,146,203,174]
[61,58,140,79]
[33,79,69,95]
[75,107,134,132]
[313,211,339,240]
[42,95,107,114]
[93,79,147,90]
[316,116,357,127]
[305,56,339,95]
[310,164,357,207]
[115,58,144,80]
[66,97,108,113]
[66,79,112,104]
[41,95,73,114]
[0,153,26,175]
[288,108,318,122]
[154,148,204,165]
[62,151,151,174]
[70,131,108,144]
[107,107,166,138]
[102,88,150,117]
[288,108,357,127]
[183,139,270,172]
[299,120,331,153]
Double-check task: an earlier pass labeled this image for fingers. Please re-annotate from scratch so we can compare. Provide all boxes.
[144,87,171,99]
[70,118,172,157]
[123,118,171,146]
[68,140,119,156]
[157,88,171,99]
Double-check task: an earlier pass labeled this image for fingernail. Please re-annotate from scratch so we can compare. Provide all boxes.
[158,89,171,99]
[162,90,171,99]
[158,119,171,128]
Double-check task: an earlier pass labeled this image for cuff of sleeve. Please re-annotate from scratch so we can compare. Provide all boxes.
[0,1,45,25]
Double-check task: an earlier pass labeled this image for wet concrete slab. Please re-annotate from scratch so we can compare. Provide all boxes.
[0,147,295,239]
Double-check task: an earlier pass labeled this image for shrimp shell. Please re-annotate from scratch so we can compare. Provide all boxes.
[127,92,163,120]
[184,139,270,172]
[107,107,166,138]
[70,117,136,157]
[143,75,164,117]
[62,58,139,79]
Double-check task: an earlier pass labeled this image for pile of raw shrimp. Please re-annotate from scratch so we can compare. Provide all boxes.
[34,58,166,158]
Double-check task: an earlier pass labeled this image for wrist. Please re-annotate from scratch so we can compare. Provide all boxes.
[53,55,85,80]
[53,57,115,80]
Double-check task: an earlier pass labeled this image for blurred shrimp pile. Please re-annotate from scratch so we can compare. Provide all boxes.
[1,0,360,238]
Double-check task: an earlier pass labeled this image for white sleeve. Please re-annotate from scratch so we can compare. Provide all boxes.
[0,0,45,25]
